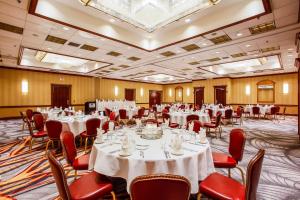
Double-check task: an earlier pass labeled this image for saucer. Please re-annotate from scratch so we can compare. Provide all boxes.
[171,149,184,156]
[95,139,104,144]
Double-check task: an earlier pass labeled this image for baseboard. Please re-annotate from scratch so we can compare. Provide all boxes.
[0,116,22,120]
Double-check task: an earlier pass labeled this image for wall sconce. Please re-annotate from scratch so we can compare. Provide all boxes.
[21,80,28,95]
[168,88,172,97]
[140,88,144,96]
[114,86,118,96]
[186,88,190,96]
[283,83,289,94]
[245,85,250,96]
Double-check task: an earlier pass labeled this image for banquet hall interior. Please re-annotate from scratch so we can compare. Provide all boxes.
[0,0,299,199]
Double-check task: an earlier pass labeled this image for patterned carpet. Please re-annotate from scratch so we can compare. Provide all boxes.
[0,116,299,200]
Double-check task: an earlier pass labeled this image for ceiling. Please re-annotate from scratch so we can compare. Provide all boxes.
[0,0,299,84]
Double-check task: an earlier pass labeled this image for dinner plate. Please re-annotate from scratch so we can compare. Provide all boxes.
[119,151,131,157]
[171,149,184,156]
[136,145,148,150]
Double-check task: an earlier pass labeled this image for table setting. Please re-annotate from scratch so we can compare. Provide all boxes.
[89,123,215,193]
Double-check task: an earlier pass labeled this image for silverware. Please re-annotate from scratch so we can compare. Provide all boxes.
[164,150,168,159]
[140,150,144,158]
[166,151,171,158]
[109,149,120,154]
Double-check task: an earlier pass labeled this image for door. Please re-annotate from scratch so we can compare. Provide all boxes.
[125,89,136,101]
[149,90,162,108]
[51,84,71,109]
[214,86,226,105]
[194,87,204,108]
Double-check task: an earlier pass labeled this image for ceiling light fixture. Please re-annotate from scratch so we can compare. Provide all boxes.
[287,48,294,51]
[109,18,115,23]
[245,44,251,47]
[63,27,69,31]
[185,18,191,23]
[202,43,207,46]
[215,51,220,54]
[236,32,243,37]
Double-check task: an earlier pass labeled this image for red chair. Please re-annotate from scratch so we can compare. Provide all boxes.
[198,149,265,200]
[162,108,168,114]
[26,109,34,121]
[162,113,179,128]
[278,106,286,120]
[186,120,202,133]
[80,118,100,153]
[119,109,128,120]
[152,106,157,112]
[33,113,45,131]
[130,174,191,200]
[212,128,246,184]
[222,109,233,125]
[104,108,111,117]
[179,104,185,110]
[26,118,48,151]
[232,106,243,126]
[206,109,213,120]
[265,106,278,121]
[20,111,28,130]
[102,120,117,133]
[186,114,199,124]
[133,108,145,119]
[47,151,116,200]
[45,120,63,153]
[60,131,90,179]
[252,106,260,118]
[204,113,222,138]
[165,106,170,112]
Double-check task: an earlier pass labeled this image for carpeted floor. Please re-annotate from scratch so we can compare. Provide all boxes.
[0,116,299,200]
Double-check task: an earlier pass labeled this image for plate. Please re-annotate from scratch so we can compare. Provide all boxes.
[136,145,148,150]
[119,151,131,157]
[199,139,207,144]
[95,140,104,144]
[171,149,184,156]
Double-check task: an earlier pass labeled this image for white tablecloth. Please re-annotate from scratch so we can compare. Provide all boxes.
[50,116,107,136]
[89,128,215,193]
[169,112,210,126]
[245,105,272,115]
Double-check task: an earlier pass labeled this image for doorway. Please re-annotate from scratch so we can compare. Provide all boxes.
[214,86,227,105]
[194,87,204,108]
[149,90,162,108]
[51,84,71,109]
[125,89,136,101]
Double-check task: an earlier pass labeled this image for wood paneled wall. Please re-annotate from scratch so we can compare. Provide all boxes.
[0,68,298,118]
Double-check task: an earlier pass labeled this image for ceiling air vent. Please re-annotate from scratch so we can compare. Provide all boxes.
[119,65,130,68]
[181,44,200,51]
[209,34,232,45]
[107,51,122,56]
[0,22,23,34]
[128,56,141,61]
[189,61,200,65]
[231,53,247,58]
[206,57,221,62]
[260,46,280,53]
[68,42,80,47]
[249,21,276,35]
[160,51,176,57]
[46,35,67,44]
[80,44,98,51]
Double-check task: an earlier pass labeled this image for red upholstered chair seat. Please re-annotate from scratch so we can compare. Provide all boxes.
[32,130,48,138]
[203,122,216,128]
[72,154,90,170]
[80,131,97,138]
[199,172,246,200]
[212,152,237,168]
[69,171,113,200]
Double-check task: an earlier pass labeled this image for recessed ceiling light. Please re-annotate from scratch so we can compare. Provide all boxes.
[287,54,293,57]
[32,33,39,37]
[155,80,160,82]
[144,77,148,80]
[185,18,191,23]
[236,32,243,37]
[202,43,207,46]
[47,47,52,50]
[63,26,69,31]
[288,48,294,51]
[245,44,251,47]
[109,18,115,23]
[191,57,195,59]
[215,51,220,54]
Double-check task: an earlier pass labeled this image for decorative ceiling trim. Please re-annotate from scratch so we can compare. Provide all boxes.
[28,0,272,52]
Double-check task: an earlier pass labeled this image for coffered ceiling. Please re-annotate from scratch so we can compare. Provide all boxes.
[0,0,299,84]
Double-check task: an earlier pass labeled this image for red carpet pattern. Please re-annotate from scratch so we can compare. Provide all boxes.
[0,117,299,200]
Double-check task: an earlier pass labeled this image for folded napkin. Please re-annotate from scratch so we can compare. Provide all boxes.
[164,118,170,125]
[96,128,104,143]
[171,134,183,152]
[136,119,142,127]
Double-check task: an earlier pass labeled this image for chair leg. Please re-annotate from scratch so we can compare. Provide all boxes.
[74,170,78,180]
[111,191,116,200]
[29,138,34,151]
[197,193,202,200]
[51,140,55,148]
[80,136,83,147]
[45,139,51,154]
[84,137,88,153]
[236,166,245,185]
[228,168,231,178]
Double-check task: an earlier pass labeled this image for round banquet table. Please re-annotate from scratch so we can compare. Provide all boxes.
[169,112,210,126]
[244,105,272,115]
[48,115,107,136]
[89,128,215,194]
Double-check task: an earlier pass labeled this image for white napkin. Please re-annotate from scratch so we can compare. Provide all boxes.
[189,121,194,132]
[164,118,170,125]
[109,121,115,131]
[121,135,130,154]
[171,134,182,152]
[199,129,207,143]
[136,119,142,127]
[61,111,66,116]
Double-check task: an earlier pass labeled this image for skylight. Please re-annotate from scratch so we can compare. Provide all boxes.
[79,0,221,32]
